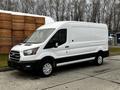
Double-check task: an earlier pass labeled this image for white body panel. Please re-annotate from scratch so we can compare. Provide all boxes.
[67,25,108,57]
[10,21,108,66]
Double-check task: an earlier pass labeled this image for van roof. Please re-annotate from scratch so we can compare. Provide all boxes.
[38,21,107,29]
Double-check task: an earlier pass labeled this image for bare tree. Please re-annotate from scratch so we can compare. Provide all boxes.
[90,0,100,22]
[19,0,35,14]
[0,0,11,10]
[0,0,120,32]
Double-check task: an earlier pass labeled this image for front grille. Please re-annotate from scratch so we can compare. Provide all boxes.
[10,51,20,61]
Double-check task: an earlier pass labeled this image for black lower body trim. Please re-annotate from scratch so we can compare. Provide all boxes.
[56,53,96,64]
[55,50,109,64]
[8,60,40,71]
[103,51,109,57]
[8,50,109,70]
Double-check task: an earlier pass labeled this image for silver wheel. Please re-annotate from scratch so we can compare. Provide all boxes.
[97,56,103,65]
[42,63,53,76]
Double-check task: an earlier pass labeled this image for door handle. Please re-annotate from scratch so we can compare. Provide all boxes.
[65,46,69,48]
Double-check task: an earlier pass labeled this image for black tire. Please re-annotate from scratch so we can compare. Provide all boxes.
[95,54,103,65]
[39,60,54,77]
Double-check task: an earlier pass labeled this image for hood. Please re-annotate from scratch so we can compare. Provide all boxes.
[11,43,43,51]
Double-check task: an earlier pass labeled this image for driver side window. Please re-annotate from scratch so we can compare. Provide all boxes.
[44,29,67,49]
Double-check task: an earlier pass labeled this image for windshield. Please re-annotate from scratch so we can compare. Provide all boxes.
[24,28,55,44]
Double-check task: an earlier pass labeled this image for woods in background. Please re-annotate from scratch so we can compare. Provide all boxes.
[0,0,120,33]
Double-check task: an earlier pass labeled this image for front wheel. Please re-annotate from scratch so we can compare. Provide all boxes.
[40,61,53,77]
[95,55,103,65]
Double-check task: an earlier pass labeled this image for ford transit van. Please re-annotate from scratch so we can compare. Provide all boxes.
[8,21,109,76]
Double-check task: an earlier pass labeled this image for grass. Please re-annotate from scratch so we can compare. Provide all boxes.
[109,47,120,56]
[0,47,120,68]
[0,54,8,68]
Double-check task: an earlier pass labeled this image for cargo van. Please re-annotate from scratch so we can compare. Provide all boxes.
[8,21,109,76]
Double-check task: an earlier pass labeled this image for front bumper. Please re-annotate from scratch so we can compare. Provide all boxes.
[8,60,39,71]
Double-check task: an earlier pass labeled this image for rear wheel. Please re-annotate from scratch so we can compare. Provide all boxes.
[95,55,103,65]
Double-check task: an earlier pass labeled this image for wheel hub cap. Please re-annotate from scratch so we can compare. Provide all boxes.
[43,63,52,75]
[98,56,103,64]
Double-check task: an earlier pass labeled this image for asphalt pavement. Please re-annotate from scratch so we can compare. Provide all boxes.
[0,56,120,90]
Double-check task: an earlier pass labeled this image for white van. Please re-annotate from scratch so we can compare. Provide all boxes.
[8,21,109,76]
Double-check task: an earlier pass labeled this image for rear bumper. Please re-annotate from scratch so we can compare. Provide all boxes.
[8,60,39,71]
[103,50,109,58]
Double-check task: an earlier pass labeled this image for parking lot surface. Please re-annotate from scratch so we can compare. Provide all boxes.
[0,56,120,90]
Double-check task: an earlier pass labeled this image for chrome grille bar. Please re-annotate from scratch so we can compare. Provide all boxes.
[10,51,20,61]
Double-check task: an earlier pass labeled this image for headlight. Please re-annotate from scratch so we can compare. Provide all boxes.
[24,47,39,56]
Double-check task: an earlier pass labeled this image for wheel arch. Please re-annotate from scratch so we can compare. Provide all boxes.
[41,56,56,67]
[97,50,104,54]
[96,50,105,58]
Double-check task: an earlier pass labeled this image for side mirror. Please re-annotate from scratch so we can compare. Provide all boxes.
[54,42,58,48]
[51,38,58,48]
[49,38,59,48]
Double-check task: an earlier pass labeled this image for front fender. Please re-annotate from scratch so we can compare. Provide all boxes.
[36,52,57,60]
